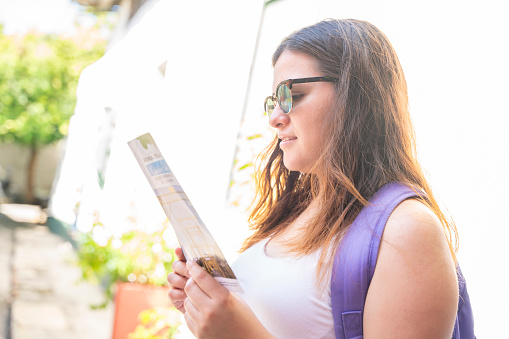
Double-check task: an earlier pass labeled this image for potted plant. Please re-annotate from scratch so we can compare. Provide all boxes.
[75,223,182,339]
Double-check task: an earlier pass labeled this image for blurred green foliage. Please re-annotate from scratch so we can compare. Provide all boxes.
[129,307,181,339]
[76,224,175,308]
[0,24,105,147]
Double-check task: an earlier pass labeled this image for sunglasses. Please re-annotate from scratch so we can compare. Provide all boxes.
[264,76,337,117]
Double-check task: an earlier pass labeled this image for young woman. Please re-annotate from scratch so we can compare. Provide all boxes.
[167,19,474,339]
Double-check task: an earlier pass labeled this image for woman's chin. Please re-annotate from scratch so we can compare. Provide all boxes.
[282,159,311,173]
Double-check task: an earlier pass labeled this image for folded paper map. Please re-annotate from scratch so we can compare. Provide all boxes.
[128,133,242,292]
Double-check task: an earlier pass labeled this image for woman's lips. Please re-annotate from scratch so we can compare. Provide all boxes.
[279,136,297,148]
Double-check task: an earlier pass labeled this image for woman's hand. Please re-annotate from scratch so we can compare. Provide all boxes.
[167,247,189,314]
[184,261,275,339]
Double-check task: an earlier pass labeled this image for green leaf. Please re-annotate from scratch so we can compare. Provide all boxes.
[264,0,284,7]
[238,162,254,171]
[246,133,263,140]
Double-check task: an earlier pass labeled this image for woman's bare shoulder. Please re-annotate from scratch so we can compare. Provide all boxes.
[363,198,459,338]
[383,199,448,251]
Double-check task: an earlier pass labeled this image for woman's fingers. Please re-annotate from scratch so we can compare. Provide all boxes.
[184,308,197,337]
[172,258,190,278]
[184,293,201,318]
[184,276,212,307]
[175,247,186,262]
[167,248,190,314]
[170,298,186,314]
[167,271,188,289]
[186,261,229,300]
[169,287,187,301]
[169,248,189,281]
[167,276,188,314]
[184,289,207,338]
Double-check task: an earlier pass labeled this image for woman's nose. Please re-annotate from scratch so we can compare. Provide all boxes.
[268,104,290,128]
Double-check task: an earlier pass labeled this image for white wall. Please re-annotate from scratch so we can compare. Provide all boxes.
[0,142,64,202]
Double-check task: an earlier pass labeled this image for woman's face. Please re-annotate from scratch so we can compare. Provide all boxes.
[269,50,335,173]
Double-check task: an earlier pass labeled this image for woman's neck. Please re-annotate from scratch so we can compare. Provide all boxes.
[264,197,321,258]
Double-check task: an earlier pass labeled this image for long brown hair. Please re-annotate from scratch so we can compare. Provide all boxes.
[241,19,458,287]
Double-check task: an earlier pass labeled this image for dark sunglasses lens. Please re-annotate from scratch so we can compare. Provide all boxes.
[277,83,292,113]
[265,97,275,116]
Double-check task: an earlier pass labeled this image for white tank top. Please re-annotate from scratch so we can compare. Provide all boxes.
[231,239,335,339]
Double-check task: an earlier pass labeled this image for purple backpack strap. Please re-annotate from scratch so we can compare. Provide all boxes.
[331,182,475,339]
[331,182,419,339]
[452,266,476,339]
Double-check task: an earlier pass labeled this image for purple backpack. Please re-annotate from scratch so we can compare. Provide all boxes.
[331,182,475,339]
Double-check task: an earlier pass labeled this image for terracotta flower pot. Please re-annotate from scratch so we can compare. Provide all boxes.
[112,282,172,339]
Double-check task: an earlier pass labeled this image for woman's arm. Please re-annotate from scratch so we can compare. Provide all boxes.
[363,199,459,338]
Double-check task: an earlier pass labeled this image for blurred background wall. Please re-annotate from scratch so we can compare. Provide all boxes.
[0,142,63,202]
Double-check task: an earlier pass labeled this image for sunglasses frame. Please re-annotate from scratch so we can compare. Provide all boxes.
[264,76,338,116]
